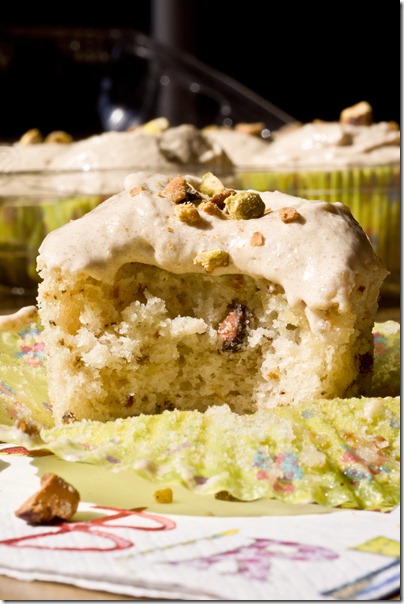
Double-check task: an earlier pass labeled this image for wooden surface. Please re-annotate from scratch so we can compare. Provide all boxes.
[0,300,400,600]
[0,575,138,601]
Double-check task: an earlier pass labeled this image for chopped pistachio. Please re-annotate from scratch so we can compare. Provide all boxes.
[225,191,265,220]
[193,249,230,273]
[163,176,188,204]
[162,176,202,204]
[234,122,266,137]
[19,128,43,145]
[199,200,225,218]
[44,130,73,144]
[340,101,373,126]
[210,188,235,209]
[137,116,169,134]
[199,172,225,196]
[175,202,202,225]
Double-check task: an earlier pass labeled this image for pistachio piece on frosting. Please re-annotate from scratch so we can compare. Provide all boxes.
[175,202,203,226]
[340,101,373,126]
[199,200,225,218]
[163,176,202,204]
[225,191,265,220]
[198,171,225,196]
[193,249,230,272]
[44,130,73,144]
[19,128,43,145]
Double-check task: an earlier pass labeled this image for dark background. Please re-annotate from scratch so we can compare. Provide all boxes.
[0,1,400,140]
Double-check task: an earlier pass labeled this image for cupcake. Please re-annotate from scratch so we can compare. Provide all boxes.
[36,171,387,424]
[205,102,400,297]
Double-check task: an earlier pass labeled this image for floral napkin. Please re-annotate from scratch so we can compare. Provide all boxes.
[0,443,400,600]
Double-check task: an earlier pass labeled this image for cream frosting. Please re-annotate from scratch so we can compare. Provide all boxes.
[205,121,400,168]
[37,172,387,324]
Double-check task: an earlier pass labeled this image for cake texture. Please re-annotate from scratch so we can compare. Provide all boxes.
[36,171,388,424]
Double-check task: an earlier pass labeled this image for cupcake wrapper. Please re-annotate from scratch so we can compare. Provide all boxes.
[0,309,400,511]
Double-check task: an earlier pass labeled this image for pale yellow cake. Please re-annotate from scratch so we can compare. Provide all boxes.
[36,172,388,424]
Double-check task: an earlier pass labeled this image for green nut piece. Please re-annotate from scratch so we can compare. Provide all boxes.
[225,191,266,220]
[193,249,230,273]
[199,172,225,196]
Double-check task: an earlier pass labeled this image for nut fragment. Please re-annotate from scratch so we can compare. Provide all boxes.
[154,488,173,503]
[278,207,300,223]
[19,128,43,145]
[134,116,169,134]
[199,200,225,218]
[15,473,80,525]
[214,490,243,501]
[193,249,230,273]
[340,101,373,125]
[209,188,236,209]
[218,301,251,352]
[163,176,188,204]
[225,191,265,220]
[198,172,225,196]
[234,122,266,137]
[175,202,202,225]
[44,130,73,144]
[250,231,265,246]
[61,411,77,424]
[163,176,201,204]
[15,418,40,437]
